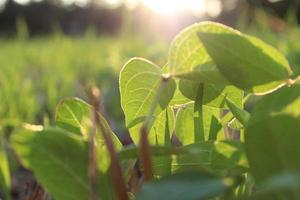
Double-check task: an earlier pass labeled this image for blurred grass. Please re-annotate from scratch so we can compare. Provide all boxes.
[0,33,168,135]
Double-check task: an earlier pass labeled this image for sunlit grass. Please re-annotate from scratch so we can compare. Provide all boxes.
[0,34,167,131]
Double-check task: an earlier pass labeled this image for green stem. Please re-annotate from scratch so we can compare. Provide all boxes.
[194,83,205,142]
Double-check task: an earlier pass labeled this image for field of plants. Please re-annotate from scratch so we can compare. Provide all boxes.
[2,9,300,200]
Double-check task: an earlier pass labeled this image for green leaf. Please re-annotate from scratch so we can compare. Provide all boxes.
[136,171,233,200]
[251,172,300,200]
[129,107,174,145]
[247,85,300,123]
[55,98,91,137]
[225,98,250,127]
[197,21,292,94]
[246,85,300,185]
[168,80,192,106]
[0,138,10,200]
[119,141,247,176]
[228,118,244,131]
[55,98,122,154]
[246,171,300,200]
[179,79,243,108]
[120,58,175,128]
[172,141,248,176]
[168,23,229,85]
[12,128,116,200]
[175,102,224,144]
[118,145,180,160]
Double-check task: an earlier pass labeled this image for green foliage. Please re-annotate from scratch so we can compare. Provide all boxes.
[168,23,228,85]
[179,80,243,108]
[128,107,174,145]
[3,20,300,200]
[175,103,224,144]
[225,98,250,127]
[197,22,292,94]
[136,171,233,200]
[246,86,300,183]
[12,98,125,200]
[55,98,92,137]
[12,128,93,200]
[119,58,175,127]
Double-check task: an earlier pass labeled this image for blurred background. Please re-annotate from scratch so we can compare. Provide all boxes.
[1,0,300,198]
[1,0,300,140]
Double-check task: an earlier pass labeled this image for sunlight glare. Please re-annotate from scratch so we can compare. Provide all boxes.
[0,0,6,11]
[142,0,206,16]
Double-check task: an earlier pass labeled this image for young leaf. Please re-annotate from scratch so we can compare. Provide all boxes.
[56,98,91,137]
[246,85,300,185]
[225,98,250,127]
[197,22,292,94]
[136,171,233,200]
[55,98,122,152]
[12,128,117,200]
[119,58,175,128]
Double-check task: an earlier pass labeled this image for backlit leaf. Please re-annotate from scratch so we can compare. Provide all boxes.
[197,22,292,94]
[120,58,175,128]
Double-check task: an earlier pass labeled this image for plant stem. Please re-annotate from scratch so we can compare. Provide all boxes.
[140,125,153,181]
[194,83,205,141]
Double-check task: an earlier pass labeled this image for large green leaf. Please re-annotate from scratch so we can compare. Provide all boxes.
[119,58,175,128]
[0,138,10,200]
[136,171,233,200]
[197,22,292,94]
[168,23,229,85]
[12,128,117,200]
[246,85,300,192]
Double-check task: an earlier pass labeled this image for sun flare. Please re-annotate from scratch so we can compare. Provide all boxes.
[142,0,206,16]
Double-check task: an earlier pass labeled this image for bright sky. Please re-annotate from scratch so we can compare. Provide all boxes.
[105,0,222,17]
[0,0,223,18]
